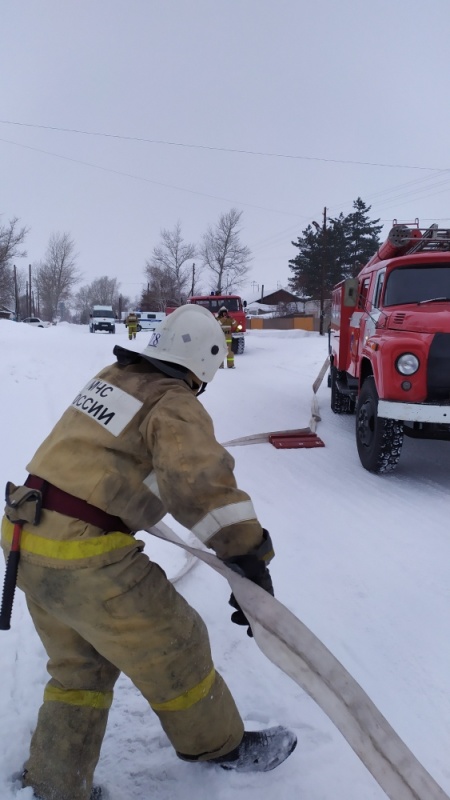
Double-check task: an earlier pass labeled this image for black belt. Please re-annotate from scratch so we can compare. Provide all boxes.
[25,475,131,534]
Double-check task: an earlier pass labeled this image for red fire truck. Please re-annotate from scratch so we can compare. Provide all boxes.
[187,293,247,353]
[329,222,450,473]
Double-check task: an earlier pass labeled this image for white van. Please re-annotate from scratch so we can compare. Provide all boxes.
[90,305,115,334]
[134,310,166,332]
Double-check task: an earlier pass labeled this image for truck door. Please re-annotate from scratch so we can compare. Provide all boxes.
[363,270,385,343]
[349,276,370,373]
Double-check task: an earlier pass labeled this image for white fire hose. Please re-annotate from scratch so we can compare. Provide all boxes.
[149,521,448,800]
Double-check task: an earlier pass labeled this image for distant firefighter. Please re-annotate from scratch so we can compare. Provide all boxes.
[217,306,237,368]
[125,311,138,340]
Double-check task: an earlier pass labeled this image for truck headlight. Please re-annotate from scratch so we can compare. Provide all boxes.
[236,324,243,331]
[396,353,419,375]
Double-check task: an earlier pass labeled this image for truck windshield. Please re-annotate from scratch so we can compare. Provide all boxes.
[383,264,450,306]
[194,299,241,312]
[93,309,114,318]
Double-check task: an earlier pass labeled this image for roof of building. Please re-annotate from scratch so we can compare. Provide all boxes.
[252,288,306,306]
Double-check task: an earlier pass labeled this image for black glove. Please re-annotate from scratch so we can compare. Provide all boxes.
[225,529,274,638]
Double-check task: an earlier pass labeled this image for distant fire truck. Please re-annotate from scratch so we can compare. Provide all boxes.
[329,222,450,473]
[183,293,247,354]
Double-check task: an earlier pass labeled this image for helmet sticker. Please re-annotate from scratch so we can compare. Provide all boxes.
[182,333,192,342]
[148,332,161,347]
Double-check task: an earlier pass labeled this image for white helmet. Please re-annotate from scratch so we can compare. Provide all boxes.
[141,305,227,383]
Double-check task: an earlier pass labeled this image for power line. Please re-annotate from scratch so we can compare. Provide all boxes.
[0,136,300,218]
[0,118,447,172]
[5,122,450,268]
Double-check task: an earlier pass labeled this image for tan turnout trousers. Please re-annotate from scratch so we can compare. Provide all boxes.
[8,526,243,800]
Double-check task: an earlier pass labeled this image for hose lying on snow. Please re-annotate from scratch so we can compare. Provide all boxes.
[221,355,330,446]
[150,519,449,800]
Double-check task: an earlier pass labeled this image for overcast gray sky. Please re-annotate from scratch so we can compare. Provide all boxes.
[2,0,450,302]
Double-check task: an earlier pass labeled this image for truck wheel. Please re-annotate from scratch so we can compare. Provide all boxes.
[330,367,355,414]
[237,337,245,354]
[137,324,142,332]
[356,377,403,473]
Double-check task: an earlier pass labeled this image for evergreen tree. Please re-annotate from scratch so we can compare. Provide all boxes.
[333,197,383,277]
[288,198,382,332]
[288,224,323,300]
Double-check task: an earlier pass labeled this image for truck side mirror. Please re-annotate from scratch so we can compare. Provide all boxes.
[243,300,247,308]
[343,279,358,307]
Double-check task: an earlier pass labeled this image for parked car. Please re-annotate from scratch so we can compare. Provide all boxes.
[22,317,52,328]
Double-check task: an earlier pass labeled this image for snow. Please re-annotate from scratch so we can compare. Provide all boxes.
[1,319,449,800]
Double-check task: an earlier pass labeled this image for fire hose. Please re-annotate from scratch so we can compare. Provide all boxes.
[150,520,449,800]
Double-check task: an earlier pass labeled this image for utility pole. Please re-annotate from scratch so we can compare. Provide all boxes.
[13,265,19,319]
[312,208,327,335]
[190,262,196,296]
[320,207,327,336]
[28,264,32,317]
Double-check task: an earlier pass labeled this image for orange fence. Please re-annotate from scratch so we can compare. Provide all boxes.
[248,315,315,331]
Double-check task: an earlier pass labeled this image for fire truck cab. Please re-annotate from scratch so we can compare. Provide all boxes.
[330,223,450,473]
[188,293,247,353]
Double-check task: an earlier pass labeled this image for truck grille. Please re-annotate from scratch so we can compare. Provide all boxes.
[427,333,450,400]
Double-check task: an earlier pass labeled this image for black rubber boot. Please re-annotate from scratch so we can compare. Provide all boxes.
[178,726,297,773]
[212,726,297,772]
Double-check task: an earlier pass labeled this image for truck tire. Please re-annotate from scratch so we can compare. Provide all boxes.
[330,367,355,414]
[356,377,404,473]
[237,337,245,354]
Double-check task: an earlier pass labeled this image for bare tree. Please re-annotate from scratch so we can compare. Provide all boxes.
[199,208,252,294]
[72,284,92,325]
[15,269,29,318]
[0,216,29,308]
[141,266,180,311]
[88,276,119,306]
[73,276,130,323]
[144,222,197,306]
[36,232,82,321]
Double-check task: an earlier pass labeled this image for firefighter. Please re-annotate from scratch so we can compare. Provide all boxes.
[1,305,296,800]
[217,306,237,368]
[125,310,139,340]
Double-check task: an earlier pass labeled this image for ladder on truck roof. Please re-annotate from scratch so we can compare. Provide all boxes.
[405,222,450,254]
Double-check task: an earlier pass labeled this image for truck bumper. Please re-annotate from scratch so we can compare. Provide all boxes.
[378,400,450,423]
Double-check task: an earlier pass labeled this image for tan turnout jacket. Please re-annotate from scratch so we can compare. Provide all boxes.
[5,358,263,566]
